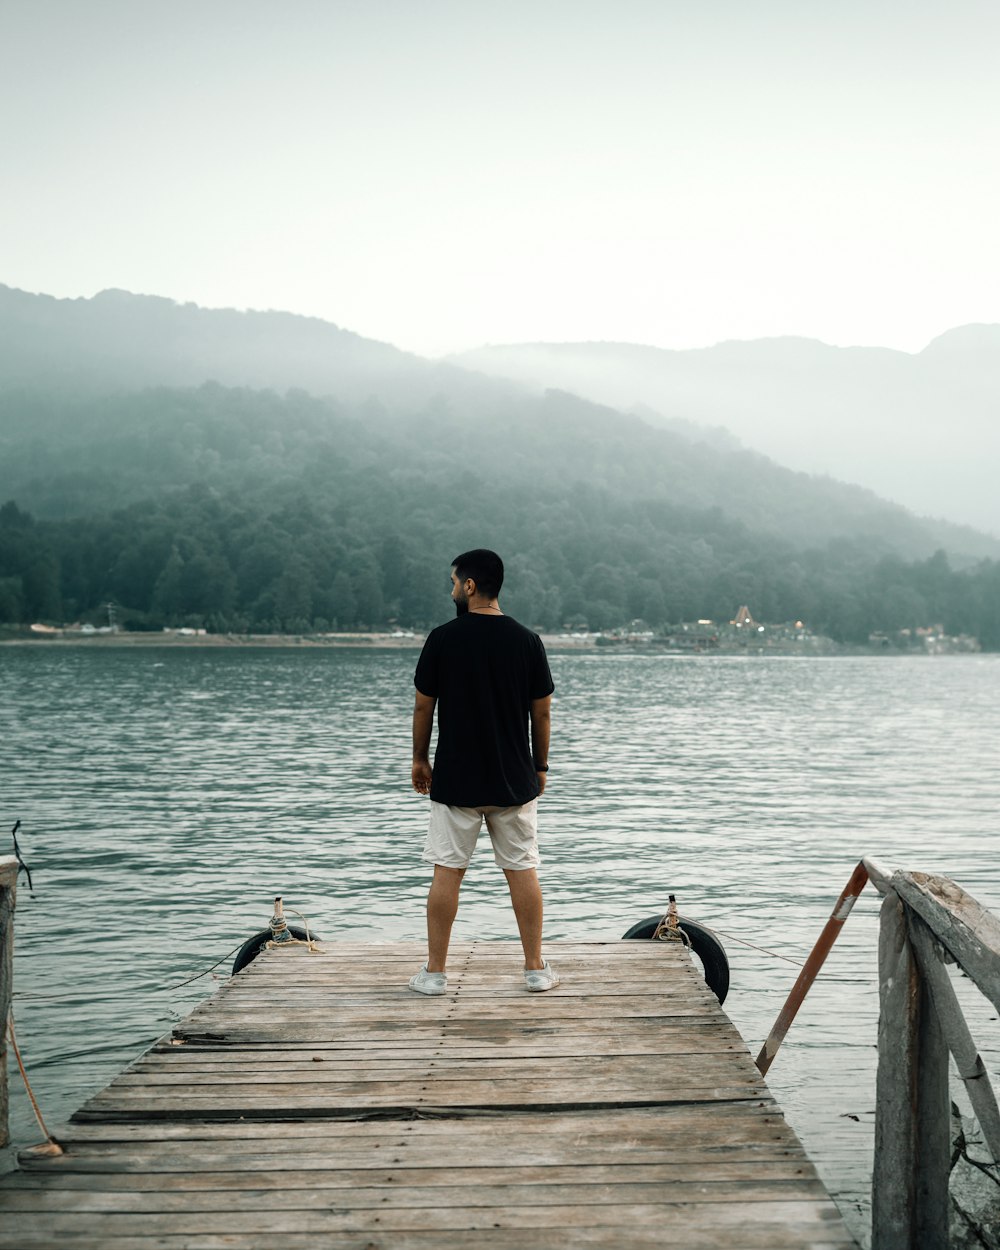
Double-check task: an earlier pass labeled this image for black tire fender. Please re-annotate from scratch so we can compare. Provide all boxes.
[622,914,730,1004]
[232,927,315,976]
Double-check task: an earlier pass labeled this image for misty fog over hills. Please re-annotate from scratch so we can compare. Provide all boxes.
[0,284,506,409]
[0,283,994,561]
[2,282,999,646]
[453,330,1000,537]
[4,283,992,537]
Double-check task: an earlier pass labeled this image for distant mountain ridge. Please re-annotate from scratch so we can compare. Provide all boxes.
[0,283,997,561]
[0,284,499,408]
[451,329,1000,536]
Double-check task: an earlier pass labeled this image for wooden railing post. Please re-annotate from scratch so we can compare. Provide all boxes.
[908,911,1000,1164]
[872,889,950,1250]
[0,855,18,1149]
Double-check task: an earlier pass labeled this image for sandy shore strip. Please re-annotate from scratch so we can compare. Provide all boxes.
[1,629,597,649]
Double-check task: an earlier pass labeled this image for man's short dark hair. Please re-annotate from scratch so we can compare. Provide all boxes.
[452,549,504,599]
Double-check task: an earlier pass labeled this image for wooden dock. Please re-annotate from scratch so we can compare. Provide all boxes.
[0,940,857,1248]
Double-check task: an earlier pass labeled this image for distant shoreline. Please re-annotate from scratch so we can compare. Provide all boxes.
[1,630,427,649]
[0,629,599,651]
[1,629,986,656]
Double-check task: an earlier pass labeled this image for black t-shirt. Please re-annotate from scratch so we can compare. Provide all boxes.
[414,614,555,808]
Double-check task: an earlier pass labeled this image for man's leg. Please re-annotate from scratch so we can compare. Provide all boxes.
[427,864,466,972]
[503,867,544,970]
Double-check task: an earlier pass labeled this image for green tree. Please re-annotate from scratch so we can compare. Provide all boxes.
[0,576,24,623]
[276,555,314,627]
[330,571,357,629]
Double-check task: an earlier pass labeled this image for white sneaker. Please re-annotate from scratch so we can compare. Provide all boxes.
[409,963,448,995]
[524,961,560,992]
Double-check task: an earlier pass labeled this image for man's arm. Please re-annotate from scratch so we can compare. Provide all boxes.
[530,694,552,796]
[412,690,436,794]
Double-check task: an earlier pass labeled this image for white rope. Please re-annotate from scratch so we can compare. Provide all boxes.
[266,907,322,954]
[7,1012,63,1155]
[705,925,805,967]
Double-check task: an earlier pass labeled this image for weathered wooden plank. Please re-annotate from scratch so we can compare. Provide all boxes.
[190,977,713,1002]
[19,1140,808,1176]
[107,1051,757,1084]
[143,1034,745,1063]
[2,1159,821,1192]
[172,1018,722,1046]
[891,869,1000,1012]
[131,1046,745,1072]
[232,945,691,971]
[233,956,700,973]
[48,1107,784,1137]
[183,1002,717,1024]
[76,1086,766,1120]
[230,971,705,985]
[173,1014,729,1032]
[28,1143,803,1170]
[907,910,1000,1164]
[170,1012,731,1036]
[215,982,710,1000]
[185,990,714,1008]
[240,940,675,952]
[217,965,704,984]
[179,1000,720,1023]
[35,1105,795,1150]
[171,1022,718,1045]
[0,1235,856,1250]
[232,952,699,969]
[89,1086,763,1111]
[0,1225,856,1250]
[0,855,17,1149]
[180,1006,721,1023]
[0,1198,857,1234]
[179,1005,717,1024]
[871,890,949,1250]
[0,1173,835,1213]
[231,949,698,978]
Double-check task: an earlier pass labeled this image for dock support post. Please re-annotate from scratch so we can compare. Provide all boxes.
[0,856,17,1149]
[872,889,950,1250]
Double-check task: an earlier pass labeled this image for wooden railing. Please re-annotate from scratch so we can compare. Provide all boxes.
[757,856,1000,1250]
[0,855,17,1148]
[866,860,1000,1250]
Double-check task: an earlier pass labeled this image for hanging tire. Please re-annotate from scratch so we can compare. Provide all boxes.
[232,927,315,976]
[622,914,730,1004]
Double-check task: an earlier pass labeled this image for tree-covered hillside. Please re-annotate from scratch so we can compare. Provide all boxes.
[453,327,1000,537]
[2,382,998,645]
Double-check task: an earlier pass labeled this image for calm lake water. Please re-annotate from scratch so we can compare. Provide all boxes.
[3,643,999,1245]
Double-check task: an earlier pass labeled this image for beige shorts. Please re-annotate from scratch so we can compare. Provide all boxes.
[423,800,540,871]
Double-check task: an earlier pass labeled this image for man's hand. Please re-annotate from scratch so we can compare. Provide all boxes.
[530,694,551,799]
[412,760,433,795]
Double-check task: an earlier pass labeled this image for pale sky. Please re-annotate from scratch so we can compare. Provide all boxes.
[2,0,997,357]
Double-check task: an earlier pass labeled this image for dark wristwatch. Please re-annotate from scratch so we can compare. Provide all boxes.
[534,763,549,772]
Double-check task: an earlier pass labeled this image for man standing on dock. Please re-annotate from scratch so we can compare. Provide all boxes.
[410,549,557,994]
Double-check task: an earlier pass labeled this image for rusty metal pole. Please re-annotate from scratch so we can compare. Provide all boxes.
[755,859,871,1076]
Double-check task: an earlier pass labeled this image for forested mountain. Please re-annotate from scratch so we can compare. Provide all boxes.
[1,285,999,646]
[453,329,1000,536]
[2,382,999,645]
